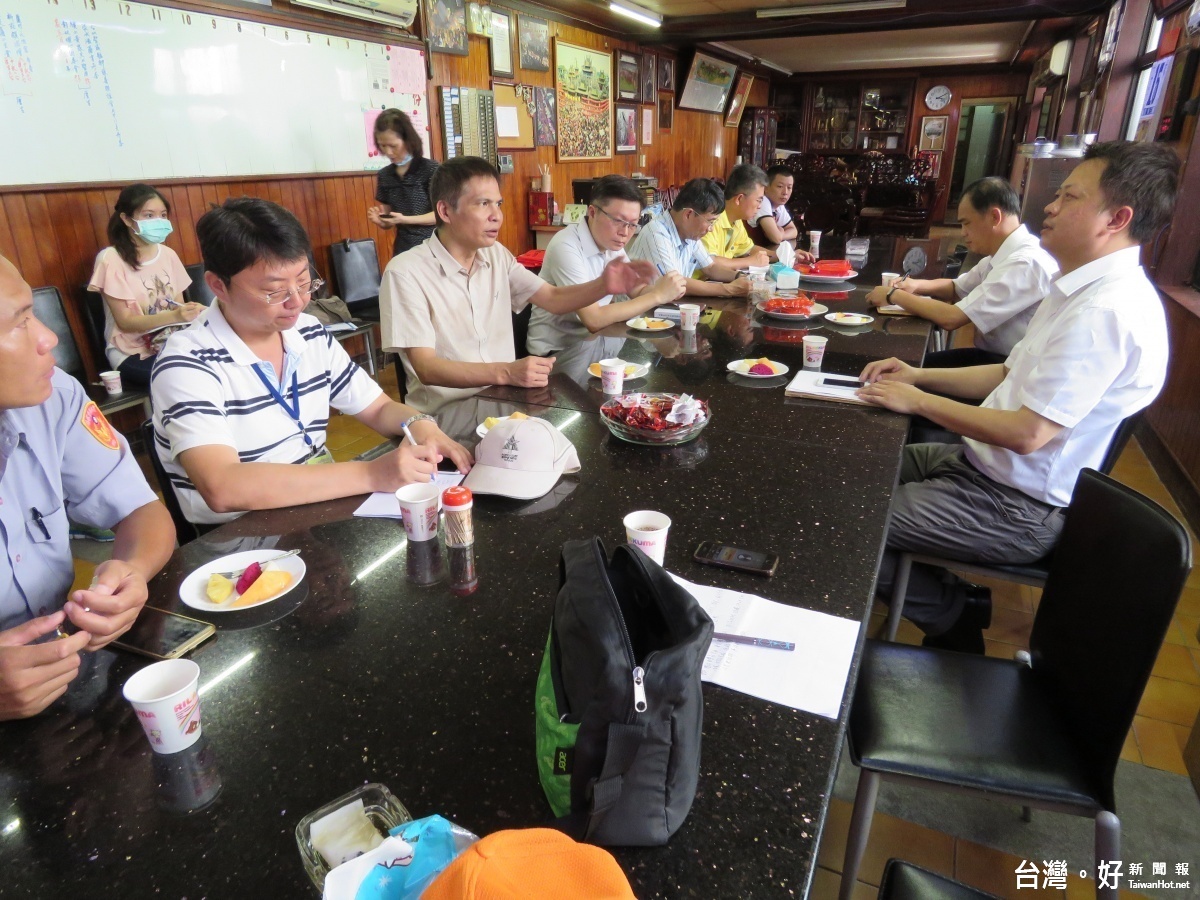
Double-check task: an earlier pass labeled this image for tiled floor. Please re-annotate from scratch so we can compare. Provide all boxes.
[80,359,1200,899]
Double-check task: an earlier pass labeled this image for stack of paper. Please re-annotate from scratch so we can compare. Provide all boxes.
[784,369,870,405]
[353,471,466,518]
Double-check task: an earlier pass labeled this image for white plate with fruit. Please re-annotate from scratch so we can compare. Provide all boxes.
[727,357,790,379]
[180,550,307,613]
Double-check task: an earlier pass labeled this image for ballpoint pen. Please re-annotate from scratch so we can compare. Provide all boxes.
[712,632,795,651]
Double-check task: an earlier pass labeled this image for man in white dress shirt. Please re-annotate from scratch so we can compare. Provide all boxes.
[858,142,1177,653]
[526,175,685,375]
[867,177,1058,367]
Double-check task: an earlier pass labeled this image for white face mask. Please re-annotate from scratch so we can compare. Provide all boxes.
[395,154,413,168]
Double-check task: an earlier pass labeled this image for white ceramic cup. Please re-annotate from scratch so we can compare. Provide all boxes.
[808,230,822,259]
[600,358,626,395]
[396,482,442,542]
[624,510,672,565]
[99,370,123,396]
[123,659,203,755]
[678,303,701,331]
[803,334,829,369]
[881,272,901,288]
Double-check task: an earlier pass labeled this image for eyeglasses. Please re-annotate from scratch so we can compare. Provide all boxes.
[240,269,325,305]
[686,210,720,228]
[593,205,640,233]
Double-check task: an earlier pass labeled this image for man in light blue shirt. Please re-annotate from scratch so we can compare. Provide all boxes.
[0,255,175,720]
[627,179,751,300]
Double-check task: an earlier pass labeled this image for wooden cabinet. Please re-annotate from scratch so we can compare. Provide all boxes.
[738,107,779,169]
[806,79,913,154]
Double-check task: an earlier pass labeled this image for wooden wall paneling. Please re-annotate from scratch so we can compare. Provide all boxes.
[1146,297,1200,494]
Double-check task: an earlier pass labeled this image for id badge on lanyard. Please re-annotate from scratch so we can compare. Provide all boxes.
[253,366,326,461]
[304,446,335,465]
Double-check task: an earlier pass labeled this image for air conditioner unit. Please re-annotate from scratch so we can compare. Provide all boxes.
[291,0,417,28]
[1033,40,1072,86]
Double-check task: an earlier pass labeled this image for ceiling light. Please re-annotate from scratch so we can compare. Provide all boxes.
[710,42,756,60]
[760,58,794,75]
[609,1,662,26]
[758,0,905,17]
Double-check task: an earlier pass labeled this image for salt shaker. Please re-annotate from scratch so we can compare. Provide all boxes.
[442,486,474,548]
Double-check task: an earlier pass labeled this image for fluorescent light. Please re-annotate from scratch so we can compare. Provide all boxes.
[609,1,662,27]
[2,819,19,836]
[760,58,794,75]
[710,42,756,61]
[758,0,905,17]
[199,652,255,695]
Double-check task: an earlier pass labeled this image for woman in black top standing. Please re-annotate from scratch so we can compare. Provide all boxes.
[367,109,439,258]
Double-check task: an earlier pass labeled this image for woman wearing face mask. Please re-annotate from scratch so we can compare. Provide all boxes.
[88,184,205,388]
[366,109,439,257]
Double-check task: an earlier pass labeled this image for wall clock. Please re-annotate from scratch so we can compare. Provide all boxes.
[925,85,952,111]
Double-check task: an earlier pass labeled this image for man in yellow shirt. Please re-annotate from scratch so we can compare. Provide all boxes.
[699,164,772,275]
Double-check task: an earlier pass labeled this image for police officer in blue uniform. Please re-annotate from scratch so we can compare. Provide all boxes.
[0,255,175,720]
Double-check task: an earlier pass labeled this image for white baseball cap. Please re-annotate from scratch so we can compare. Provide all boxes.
[464,417,581,500]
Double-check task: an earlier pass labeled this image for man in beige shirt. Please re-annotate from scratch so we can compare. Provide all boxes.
[380,157,658,412]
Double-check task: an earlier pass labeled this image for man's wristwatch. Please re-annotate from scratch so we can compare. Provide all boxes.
[886,284,900,301]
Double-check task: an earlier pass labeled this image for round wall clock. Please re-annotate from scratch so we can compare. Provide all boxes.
[925,85,952,111]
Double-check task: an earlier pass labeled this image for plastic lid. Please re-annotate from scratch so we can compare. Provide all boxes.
[442,486,473,507]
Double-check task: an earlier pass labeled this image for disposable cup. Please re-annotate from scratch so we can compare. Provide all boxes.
[99,370,123,396]
[803,334,829,369]
[624,510,671,565]
[123,659,202,755]
[808,230,822,259]
[679,303,700,331]
[396,482,441,542]
[600,358,625,395]
[881,272,901,288]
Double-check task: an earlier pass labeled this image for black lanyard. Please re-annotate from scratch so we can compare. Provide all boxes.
[252,366,315,450]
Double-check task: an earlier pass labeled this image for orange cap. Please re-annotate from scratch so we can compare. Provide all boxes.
[422,829,636,900]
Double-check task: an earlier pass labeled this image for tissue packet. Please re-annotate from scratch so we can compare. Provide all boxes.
[322,815,478,900]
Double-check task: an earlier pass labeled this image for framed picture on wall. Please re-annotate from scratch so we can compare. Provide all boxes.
[658,55,675,92]
[918,115,948,151]
[678,51,738,114]
[518,14,550,72]
[615,103,637,153]
[489,8,514,79]
[426,0,468,56]
[534,85,557,145]
[466,2,491,37]
[724,72,754,128]
[640,52,656,104]
[615,50,640,102]
[555,39,612,160]
[917,150,941,178]
[658,91,673,132]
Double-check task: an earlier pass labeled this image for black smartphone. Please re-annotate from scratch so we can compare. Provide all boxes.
[693,542,780,577]
[110,607,216,660]
[819,375,865,389]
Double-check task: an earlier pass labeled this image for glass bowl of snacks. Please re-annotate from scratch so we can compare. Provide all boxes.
[599,393,710,446]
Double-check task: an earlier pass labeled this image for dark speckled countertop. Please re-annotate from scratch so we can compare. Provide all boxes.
[0,240,930,898]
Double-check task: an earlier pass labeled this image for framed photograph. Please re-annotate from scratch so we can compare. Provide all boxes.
[466,2,491,37]
[678,51,738,114]
[917,150,941,178]
[640,51,656,104]
[555,39,612,160]
[658,55,675,92]
[724,72,754,128]
[918,115,948,152]
[517,14,550,72]
[489,8,514,79]
[534,85,557,146]
[426,0,468,56]
[615,103,637,153]
[615,50,640,102]
[658,91,673,132]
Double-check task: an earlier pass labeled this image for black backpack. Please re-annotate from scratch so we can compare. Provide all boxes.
[534,538,714,846]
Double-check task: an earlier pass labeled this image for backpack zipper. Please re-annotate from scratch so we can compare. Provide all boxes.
[594,542,645,723]
[632,666,647,713]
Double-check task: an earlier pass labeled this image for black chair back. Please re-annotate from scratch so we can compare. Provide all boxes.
[1097,411,1142,475]
[512,306,532,359]
[184,263,217,307]
[1029,469,1191,809]
[329,239,382,305]
[81,288,107,364]
[31,287,86,381]
[139,419,199,545]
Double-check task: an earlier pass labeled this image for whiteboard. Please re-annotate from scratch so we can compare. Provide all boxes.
[0,0,430,185]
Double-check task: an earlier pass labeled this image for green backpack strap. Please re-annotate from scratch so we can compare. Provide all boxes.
[535,629,579,818]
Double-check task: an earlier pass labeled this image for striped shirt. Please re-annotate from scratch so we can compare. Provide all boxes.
[626,210,712,278]
[150,302,383,524]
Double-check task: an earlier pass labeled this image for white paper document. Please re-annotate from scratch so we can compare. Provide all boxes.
[495,106,520,138]
[353,471,466,518]
[671,574,860,719]
[784,368,871,405]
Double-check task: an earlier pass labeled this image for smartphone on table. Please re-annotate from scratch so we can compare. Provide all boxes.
[110,607,216,660]
[693,542,780,577]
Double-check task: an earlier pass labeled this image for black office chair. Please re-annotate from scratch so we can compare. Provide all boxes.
[184,263,217,306]
[31,286,150,418]
[329,239,382,322]
[877,860,999,900]
[512,306,532,360]
[81,287,107,365]
[884,411,1144,640]
[841,469,1192,900]
[140,419,199,546]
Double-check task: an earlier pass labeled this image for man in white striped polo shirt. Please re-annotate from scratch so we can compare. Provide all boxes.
[151,198,471,527]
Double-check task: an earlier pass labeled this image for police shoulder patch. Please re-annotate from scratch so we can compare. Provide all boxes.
[81,401,120,450]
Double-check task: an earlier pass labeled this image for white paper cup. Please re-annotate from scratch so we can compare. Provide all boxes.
[881,272,901,288]
[803,334,829,369]
[624,510,671,565]
[678,303,700,331]
[99,370,123,396]
[123,659,202,755]
[396,482,441,542]
[600,358,625,395]
[808,230,822,259]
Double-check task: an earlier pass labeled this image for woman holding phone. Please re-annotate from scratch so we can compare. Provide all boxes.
[88,183,205,388]
[367,109,439,258]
